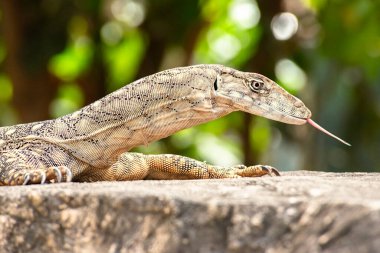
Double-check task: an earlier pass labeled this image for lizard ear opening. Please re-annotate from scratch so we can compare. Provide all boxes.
[213,78,218,91]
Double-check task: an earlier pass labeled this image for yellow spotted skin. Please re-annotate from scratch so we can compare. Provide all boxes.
[0,65,309,186]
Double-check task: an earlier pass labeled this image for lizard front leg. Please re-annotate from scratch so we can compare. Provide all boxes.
[0,149,72,186]
[100,152,279,181]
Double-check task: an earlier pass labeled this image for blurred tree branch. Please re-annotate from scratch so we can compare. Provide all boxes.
[1,0,59,122]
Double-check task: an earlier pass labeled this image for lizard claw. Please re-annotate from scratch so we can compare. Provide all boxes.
[13,166,72,185]
[22,171,47,185]
[261,166,280,176]
[60,166,72,182]
[40,171,47,184]
[23,173,31,185]
[234,164,281,177]
[48,166,72,183]
[52,167,62,183]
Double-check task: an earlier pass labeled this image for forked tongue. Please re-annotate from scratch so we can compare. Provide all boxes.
[306,118,351,146]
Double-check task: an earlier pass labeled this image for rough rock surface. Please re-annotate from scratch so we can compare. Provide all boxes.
[0,171,380,253]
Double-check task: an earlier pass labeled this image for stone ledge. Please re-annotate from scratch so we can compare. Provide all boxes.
[1,171,379,253]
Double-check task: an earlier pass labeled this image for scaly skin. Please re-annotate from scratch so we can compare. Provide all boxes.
[0,65,311,186]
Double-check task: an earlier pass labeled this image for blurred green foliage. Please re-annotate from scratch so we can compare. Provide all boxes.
[103,30,145,90]
[0,0,379,172]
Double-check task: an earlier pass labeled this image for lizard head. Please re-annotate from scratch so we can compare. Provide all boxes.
[213,66,311,125]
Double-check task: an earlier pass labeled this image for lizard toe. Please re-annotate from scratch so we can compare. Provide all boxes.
[61,166,73,182]
[27,170,48,184]
[57,166,73,182]
[52,167,62,183]
[234,164,281,177]
[261,165,281,176]
[45,167,61,183]
[18,170,48,185]
[45,166,72,183]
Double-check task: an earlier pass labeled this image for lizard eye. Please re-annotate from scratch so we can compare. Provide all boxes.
[249,80,264,92]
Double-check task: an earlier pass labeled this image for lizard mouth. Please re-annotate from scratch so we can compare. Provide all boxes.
[271,112,308,125]
[289,115,308,123]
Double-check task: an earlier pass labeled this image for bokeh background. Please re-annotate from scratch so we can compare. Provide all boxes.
[0,0,379,172]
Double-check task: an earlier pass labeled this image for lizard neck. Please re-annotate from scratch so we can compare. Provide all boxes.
[57,65,233,167]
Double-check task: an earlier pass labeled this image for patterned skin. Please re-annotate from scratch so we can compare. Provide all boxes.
[0,65,311,186]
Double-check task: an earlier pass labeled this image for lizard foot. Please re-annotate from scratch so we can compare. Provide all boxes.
[20,166,72,185]
[260,165,281,176]
[234,164,280,177]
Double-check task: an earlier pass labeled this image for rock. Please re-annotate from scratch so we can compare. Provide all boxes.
[0,171,380,253]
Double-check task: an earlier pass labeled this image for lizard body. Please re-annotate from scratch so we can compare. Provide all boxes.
[0,64,311,186]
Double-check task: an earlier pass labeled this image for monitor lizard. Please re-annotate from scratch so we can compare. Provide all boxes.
[0,64,348,186]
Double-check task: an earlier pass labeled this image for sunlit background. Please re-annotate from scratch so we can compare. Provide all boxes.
[0,0,379,172]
